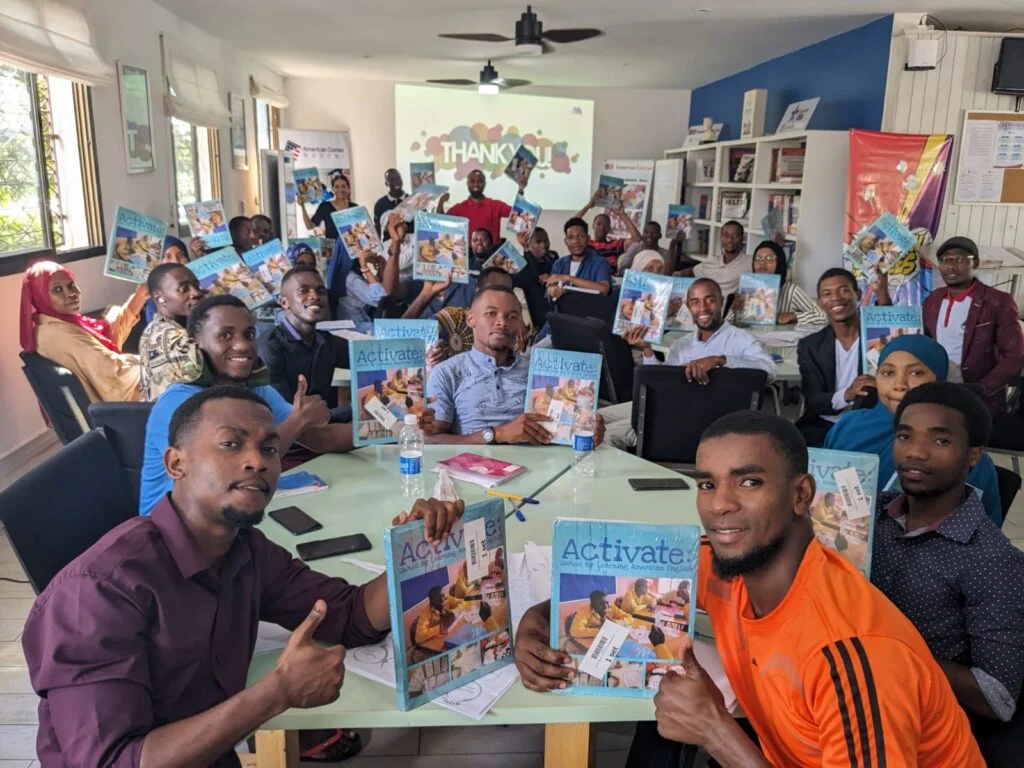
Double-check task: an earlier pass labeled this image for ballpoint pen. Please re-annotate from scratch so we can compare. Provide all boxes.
[486,490,540,505]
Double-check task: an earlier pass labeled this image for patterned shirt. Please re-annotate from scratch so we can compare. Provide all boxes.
[137,314,203,401]
[871,489,1024,721]
[426,347,530,435]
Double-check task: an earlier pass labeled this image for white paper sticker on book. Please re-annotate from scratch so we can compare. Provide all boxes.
[545,399,564,435]
[834,467,871,519]
[463,517,490,581]
[578,619,630,680]
[365,396,398,430]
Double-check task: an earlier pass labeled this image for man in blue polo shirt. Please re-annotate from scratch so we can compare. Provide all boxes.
[544,217,612,300]
[426,284,605,445]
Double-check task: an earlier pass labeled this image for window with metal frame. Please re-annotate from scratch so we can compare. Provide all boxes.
[170,117,221,230]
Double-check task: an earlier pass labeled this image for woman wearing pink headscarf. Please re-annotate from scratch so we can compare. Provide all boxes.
[20,261,148,402]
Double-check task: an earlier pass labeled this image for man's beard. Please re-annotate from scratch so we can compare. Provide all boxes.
[483,336,512,354]
[221,505,265,527]
[711,531,786,580]
[469,188,484,199]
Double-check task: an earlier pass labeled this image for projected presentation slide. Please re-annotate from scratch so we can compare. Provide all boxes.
[395,84,594,212]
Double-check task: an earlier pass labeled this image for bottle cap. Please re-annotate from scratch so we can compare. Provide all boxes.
[404,414,418,426]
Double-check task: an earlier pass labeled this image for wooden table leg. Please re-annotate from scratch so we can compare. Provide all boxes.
[254,729,299,768]
[544,722,596,768]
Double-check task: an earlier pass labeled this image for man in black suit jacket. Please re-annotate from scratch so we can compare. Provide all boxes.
[796,268,877,447]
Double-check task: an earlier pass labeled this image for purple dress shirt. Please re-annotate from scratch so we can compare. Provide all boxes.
[23,495,386,767]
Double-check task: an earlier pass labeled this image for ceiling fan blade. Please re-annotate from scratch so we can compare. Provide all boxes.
[541,28,604,44]
[426,79,476,86]
[438,33,513,43]
[498,79,532,89]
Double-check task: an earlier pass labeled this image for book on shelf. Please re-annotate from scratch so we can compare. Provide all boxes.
[373,319,440,348]
[808,448,879,577]
[525,348,602,446]
[696,158,715,184]
[761,208,785,241]
[612,270,674,344]
[550,518,701,696]
[413,210,469,284]
[843,212,916,285]
[695,229,710,256]
[697,194,710,220]
[666,205,694,239]
[483,241,527,275]
[504,145,538,187]
[394,184,449,223]
[719,191,749,221]
[773,147,805,183]
[349,338,428,446]
[188,248,273,310]
[183,200,232,249]
[729,149,755,183]
[432,453,526,488]
[410,162,436,191]
[596,175,625,209]
[666,276,695,332]
[242,239,291,296]
[274,471,328,498]
[860,305,923,375]
[735,273,781,327]
[789,195,801,234]
[293,167,333,205]
[331,206,387,273]
[741,88,767,139]
[507,195,542,239]
[103,206,168,283]
[383,497,512,711]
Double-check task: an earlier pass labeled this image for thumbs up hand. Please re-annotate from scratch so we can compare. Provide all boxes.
[272,599,346,709]
[653,638,727,747]
[292,374,329,431]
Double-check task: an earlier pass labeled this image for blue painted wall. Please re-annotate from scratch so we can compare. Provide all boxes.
[689,16,893,141]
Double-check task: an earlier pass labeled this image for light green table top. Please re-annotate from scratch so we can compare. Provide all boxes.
[247,444,699,729]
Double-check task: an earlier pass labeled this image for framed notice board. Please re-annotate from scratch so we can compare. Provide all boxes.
[955,111,1024,205]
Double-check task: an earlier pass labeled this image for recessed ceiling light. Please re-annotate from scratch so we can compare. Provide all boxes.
[478,82,500,95]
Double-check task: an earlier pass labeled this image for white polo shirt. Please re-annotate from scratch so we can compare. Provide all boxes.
[936,296,972,376]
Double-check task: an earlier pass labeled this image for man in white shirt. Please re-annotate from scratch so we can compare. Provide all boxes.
[679,221,747,298]
[599,277,776,450]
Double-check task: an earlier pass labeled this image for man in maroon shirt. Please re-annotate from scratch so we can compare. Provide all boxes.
[439,169,524,242]
[23,386,463,767]
[572,186,642,270]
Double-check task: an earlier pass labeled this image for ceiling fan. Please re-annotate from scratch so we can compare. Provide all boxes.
[438,5,603,56]
[427,61,531,94]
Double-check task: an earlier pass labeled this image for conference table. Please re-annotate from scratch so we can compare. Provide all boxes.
[247,443,700,768]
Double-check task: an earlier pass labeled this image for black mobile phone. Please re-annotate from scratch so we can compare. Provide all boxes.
[628,477,690,491]
[269,506,323,536]
[297,533,372,562]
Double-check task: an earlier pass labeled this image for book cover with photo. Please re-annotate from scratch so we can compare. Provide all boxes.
[188,248,273,310]
[524,349,602,447]
[666,205,694,239]
[242,239,291,296]
[612,270,673,343]
[735,273,781,327]
[860,305,923,375]
[410,162,436,191]
[384,497,512,711]
[395,184,449,223]
[294,167,333,205]
[720,191,749,221]
[332,206,386,262]
[808,448,879,577]
[483,241,527,275]
[506,195,542,238]
[666,276,695,332]
[103,206,167,283]
[550,518,701,697]
[373,319,440,349]
[349,338,428,446]
[504,145,538,187]
[596,175,625,209]
[183,200,232,249]
[413,210,469,284]
[843,212,917,284]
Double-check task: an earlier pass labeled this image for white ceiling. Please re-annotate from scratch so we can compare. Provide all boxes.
[152,1,1024,89]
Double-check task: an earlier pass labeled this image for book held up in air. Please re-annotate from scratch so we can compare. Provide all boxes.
[242,239,291,297]
[550,518,701,696]
[596,175,625,209]
[524,349,602,446]
[612,270,674,343]
[483,241,528,275]
[349,338,428,446]
[665,277,695,332]
[808,448,879,577]
[734,273,781,327]
[504,145,538,187]
[293,167,333,205]
[188,249,273,310]
[183,200,232,249]
[432,453,527,488]
[384,497,512,711]
[332,206,386,265]
[373,319,440,349]
[665,205,694,239]
[104,206,167,283]
[860,304,923,375]
[507,195,542,239]
[843,212,917,284]
[410,162,436,191]
[395,184,448,223]
[413,211,469,284]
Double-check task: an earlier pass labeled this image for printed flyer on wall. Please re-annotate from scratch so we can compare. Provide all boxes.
[103,206,167,283]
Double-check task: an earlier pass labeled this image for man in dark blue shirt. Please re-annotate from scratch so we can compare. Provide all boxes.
[544,217,612,300]
[871,381,1024,766]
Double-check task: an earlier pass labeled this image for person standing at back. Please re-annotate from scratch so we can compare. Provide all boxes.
[438,169,524,242]
[372,168,407,233]
[298,170,357,241]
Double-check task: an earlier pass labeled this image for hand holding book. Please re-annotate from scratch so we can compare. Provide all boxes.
[392,498,466,544]
[514,600,576,692]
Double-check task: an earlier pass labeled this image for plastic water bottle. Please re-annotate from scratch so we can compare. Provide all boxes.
[399,414,425,499]
[571,410,596,478]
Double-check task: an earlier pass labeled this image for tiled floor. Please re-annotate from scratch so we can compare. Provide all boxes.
[4,456,1024,766]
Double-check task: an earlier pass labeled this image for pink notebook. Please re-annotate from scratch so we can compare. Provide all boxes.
[434,453,526,487]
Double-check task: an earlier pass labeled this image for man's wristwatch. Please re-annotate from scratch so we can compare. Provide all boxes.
[482,427,496,445]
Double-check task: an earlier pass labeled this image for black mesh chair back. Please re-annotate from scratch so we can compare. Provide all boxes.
[19,352,93,444]
[88,402,154,506]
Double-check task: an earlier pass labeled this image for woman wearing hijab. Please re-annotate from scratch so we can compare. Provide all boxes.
[144,236,191,324]
[288,241,318,271]
[825,334,1001,524]
[630,249,667,274]
[730,241,826,326]
[21,261,148,403]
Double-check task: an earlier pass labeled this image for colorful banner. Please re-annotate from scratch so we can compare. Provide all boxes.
[844,129,954,306]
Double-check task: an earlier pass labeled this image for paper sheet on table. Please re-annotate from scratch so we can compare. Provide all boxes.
[343,558,386,575]
[522,541,552,604]
[254,622,292,655]
[693,638,737,713]
[508,552,534,637]
[751,329,808,346]
[345,637,519,720]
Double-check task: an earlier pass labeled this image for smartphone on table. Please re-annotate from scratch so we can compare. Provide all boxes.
[269,506,323,536]
[628,477,690,491]
[297,533,373,562]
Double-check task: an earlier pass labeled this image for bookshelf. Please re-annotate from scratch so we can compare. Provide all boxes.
[664,130,849,292]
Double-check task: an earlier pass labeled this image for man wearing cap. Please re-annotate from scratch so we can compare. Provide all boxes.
[923,236,1024,415]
